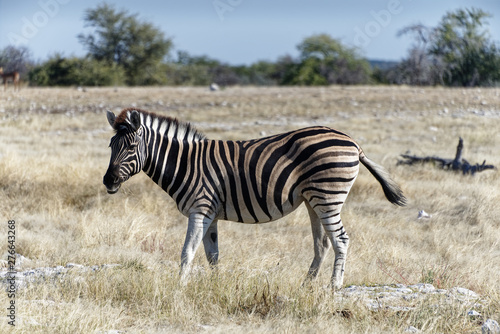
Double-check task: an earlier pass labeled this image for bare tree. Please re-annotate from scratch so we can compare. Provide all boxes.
[396,9,500,86]
[396,24,443,85]
[0,45,32,78]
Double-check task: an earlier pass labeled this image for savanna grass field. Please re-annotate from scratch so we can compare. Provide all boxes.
[1,86,499,333]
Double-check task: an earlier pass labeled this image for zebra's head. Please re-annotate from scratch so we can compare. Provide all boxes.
[103,109,146,194]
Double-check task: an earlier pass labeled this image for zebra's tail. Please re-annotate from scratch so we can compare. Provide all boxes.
[359,150,407,206]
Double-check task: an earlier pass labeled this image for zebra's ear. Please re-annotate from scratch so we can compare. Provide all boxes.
[130,110,141,131]
[106,110,116,128]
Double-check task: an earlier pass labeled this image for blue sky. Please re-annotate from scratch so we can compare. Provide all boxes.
[1,0,499,65]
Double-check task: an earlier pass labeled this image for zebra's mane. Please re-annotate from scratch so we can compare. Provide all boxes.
[114,108,206,141]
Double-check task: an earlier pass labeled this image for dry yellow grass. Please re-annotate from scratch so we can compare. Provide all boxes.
[0,86,499,333]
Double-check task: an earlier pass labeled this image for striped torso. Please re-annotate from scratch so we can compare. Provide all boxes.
[142,119,361,223]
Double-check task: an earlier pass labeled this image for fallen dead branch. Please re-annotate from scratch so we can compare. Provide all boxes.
[398,137,495,175]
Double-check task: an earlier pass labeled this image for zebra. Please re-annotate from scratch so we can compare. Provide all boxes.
[103,108,406,289]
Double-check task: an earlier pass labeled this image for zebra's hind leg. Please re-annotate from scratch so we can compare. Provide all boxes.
[202,220,219,266]
[304,202,331,282]
[322,213,350,290]
[310,204,350,290]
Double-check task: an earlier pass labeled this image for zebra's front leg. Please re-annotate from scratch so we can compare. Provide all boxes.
[179,213,214,284]
[202,220,219,266]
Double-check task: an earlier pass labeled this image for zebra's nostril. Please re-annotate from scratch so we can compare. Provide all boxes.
[103,171,120,186]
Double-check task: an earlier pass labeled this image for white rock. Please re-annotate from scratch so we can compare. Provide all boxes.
[209,83,219,91]
[468,310,481,317]
[402,293,420,301]
[405,325,420,333]
[410,283,435,293]
[482,319,500,334]
[198,324,215,331]
[418,210,431,219]
[452,287,479,298]
[14,254,32,268]
[366,300,379,311]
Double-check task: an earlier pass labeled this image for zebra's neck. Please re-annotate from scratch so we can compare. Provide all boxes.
[140,110,205,195]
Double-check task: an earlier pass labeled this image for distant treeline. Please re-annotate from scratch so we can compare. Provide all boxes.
[1,5,499,87]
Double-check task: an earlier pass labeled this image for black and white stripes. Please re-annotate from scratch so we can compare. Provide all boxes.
[103,108,406,289]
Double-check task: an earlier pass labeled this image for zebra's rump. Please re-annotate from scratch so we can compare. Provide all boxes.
[199,126,361,223]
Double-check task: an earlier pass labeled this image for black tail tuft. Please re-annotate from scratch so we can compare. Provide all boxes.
[360,153,407,206]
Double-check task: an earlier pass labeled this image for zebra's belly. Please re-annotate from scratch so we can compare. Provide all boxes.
[222,197,305,223]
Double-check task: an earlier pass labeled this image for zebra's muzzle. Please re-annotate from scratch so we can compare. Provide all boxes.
[105,183,121,194]
[103,172,122,194]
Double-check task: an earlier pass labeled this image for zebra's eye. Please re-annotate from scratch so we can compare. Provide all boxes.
[128,143,137,151]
